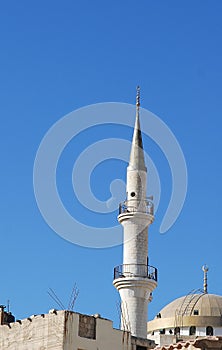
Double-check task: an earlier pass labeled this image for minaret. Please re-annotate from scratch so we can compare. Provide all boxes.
[113,87,157,339]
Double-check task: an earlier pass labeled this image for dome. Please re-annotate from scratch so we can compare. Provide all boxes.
[159,293,222,318]
[148,293,222,333]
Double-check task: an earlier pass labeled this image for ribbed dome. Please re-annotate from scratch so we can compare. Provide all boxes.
[159,294,222,318]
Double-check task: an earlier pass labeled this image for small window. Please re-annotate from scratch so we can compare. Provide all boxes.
[131,192,136,197]
[169,329,173,334]
[159,329,165,335]
[174,327,180,335]
[189,326,196,336]
[136,346,147,350]
[206,326,214,336]
[194,309,199,315]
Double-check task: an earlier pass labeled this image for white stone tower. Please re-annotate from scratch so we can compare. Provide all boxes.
[113,87,157,339]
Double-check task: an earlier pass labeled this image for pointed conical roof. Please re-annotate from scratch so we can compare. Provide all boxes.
[128,87,147,171]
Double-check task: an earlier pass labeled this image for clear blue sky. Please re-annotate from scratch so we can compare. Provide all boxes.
[1,0,222,327]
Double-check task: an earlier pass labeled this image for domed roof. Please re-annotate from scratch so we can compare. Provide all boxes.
[159,293,222,318]
[148,293,222,333]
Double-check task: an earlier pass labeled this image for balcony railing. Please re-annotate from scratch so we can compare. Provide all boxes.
[114,264,158,281]
[119,199,154,216]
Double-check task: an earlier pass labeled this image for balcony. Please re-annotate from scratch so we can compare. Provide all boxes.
[114,264,158,281]
[119,199,154,216]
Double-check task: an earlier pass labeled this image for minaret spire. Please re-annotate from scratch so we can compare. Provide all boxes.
[113,88,157,339]
[202,265,209,294]
[129,86,146,171]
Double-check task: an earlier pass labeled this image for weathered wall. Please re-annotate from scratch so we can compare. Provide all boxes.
[0,310,154,350]
[0,310,65,350]
[64,312,132,350]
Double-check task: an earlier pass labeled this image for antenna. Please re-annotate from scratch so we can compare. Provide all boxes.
[68,283,79,311]
[121,301,131,333]
[47,288,65,310]
[202,264,209,293]
[48,284,79,312]
[121,301,127,331]
[116,300,122,329]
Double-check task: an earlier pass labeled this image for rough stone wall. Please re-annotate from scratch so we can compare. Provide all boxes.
[0,309,155,350]
[0,310,65,350]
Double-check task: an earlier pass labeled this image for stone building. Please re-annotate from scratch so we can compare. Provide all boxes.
[148,291,222,347]
[0,309,154,350]
[147,263,222,347]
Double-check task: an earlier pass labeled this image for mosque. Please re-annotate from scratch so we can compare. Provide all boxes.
[147,266,222,346]
[113,87,222,348]
[0,89,221,349]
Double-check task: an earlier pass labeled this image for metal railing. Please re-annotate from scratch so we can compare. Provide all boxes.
[119,199,154,216]
[114,264,158,281]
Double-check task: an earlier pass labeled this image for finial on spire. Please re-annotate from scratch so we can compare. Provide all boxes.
[202,265,209,294]
[136,85,140,108]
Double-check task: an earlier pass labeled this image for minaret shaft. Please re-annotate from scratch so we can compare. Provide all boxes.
[113,87,157,339]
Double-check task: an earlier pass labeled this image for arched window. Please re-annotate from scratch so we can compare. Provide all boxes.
[189,326,196,336]
[174,327,180,335]
[206,326,214,336]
